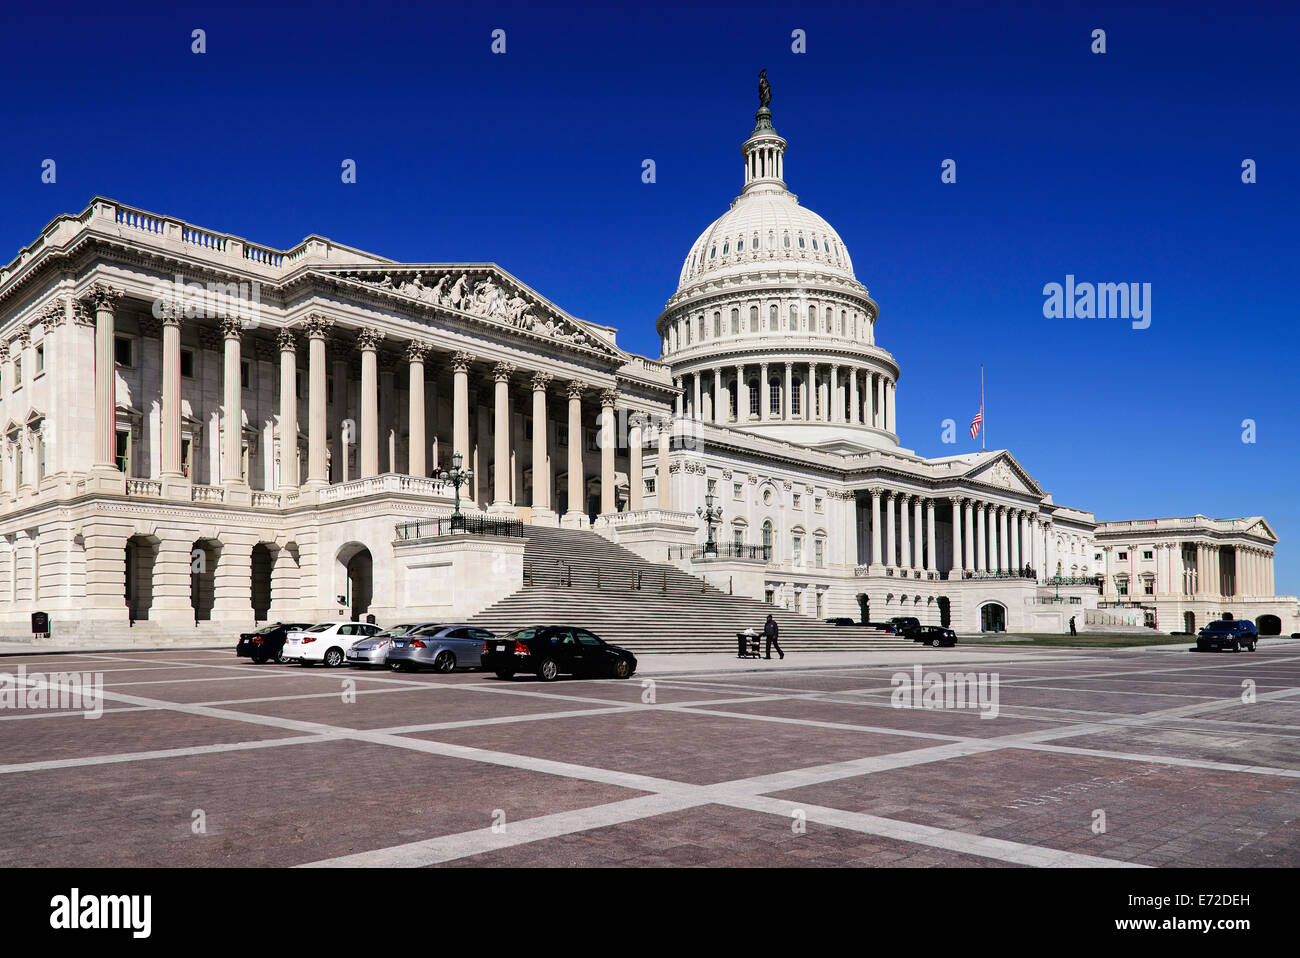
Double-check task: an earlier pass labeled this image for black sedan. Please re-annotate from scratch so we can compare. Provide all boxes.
[481,626,636,681]
[236,622,314,664]
[906,625,958,647]
[1196,619,1258,652]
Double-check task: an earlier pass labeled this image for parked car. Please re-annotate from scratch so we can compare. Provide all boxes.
[282,621,384,666]
[346,623,428,668]
[481,626,637,681]
[386,624,497,673]
[906,625,958,648]
[1196,619,1258,652]
[236,622,314,664]
[883,616,921,634]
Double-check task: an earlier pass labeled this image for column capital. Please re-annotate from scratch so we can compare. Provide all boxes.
[354,327,384,351]
[276,327,298,353]
[302,314,335,339]
[83,282,123,312]
[599,388,619,409]
[159,301,185,328]
[628,412,647,430]
[566,379,587,399]
[38,300,66,326]
[218,315,245,340]
[491,360,515,382]
[530,370,553,392]
[405,341,432,364]
[451,350,474,374]
[869,486,884,498]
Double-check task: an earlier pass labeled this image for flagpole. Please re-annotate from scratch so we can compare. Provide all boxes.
[980,364,985,452]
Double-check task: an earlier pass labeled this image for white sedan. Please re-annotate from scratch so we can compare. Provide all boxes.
[281,621,384,667]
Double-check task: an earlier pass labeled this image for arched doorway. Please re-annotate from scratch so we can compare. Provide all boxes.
[1256,614,1281,636]
[125,535,157,623]
[1184,611,1195,633]
[856,593,869,624]
[191,539,220,621]
[937,595,951,628]
[336,543,373,621]
[979,602,1006,633]
[251,543,274,622]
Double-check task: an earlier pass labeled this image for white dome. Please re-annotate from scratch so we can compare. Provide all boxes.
[677,187,857,293]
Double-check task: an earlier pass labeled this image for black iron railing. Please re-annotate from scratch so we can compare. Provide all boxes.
[395,515,524,541]
[961,568,1039,581]
[689,542,771,561]
[1046,575,1103,587]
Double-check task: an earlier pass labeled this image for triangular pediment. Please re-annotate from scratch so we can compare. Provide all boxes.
[318,264,625,361]
[964,451,1043,498]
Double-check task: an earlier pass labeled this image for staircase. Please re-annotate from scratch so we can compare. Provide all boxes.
[467,525,913,654]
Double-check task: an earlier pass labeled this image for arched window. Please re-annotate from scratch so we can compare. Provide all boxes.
[769,303,778,330]
[789,304,799,331]
[750,306,759,331]
[709,246,716,259]
[798,235,805,249]
[762,520,773,553]
[730,308,739,334]
[713,312,721,337]
[748,380,761,417]
[808,305,816,331]
[783,233,790,249]
[722,241,729,256]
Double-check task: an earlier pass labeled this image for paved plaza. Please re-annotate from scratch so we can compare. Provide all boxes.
[1,642,1297,868]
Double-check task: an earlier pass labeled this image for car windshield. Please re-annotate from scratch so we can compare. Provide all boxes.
[306,624,334,633]
[375,625,415,638]
[502,628,539,641]
[1204,622,1235,632]
[410,624,445,636]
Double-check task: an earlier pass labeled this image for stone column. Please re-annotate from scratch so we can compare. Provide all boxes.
[657,417,671,510]
[304,315,331,486]
[760,363,770,421]
[692,373,702,421]
[566,380,585,521]
[599,389,617,515]
[452,351,472,466]
[975,501,987,572]
[875,374,885,429]
[405,343,429,478]
[949,497,963,578]
[849,369,859,425]
[713,368,724,424]
[628,414,644,511]
[830,365,840,422]
[674,378,683,418]
[885,491,897,570]
[531,372,552,514]
[964,500,976,573]
[998,506,1009,572]
[220,316,246,487]
[886,380,896,433]
[806,363,816,420]
[784,363,793,420]
[356,328,381,478]
[899,494,911,572]
[157,305,185,481]
[87,283,122,472]
[276,328,298,490]
[490,361,514,507]
[870,487,883,571]
[914,496,925,570]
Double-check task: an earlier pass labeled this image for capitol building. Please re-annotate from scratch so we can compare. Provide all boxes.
[0,83,1294,643]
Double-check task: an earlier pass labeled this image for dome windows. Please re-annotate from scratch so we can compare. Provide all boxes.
[808,305,816,331]
[812,238,819,251]
[722,241,729,256]
[798,235,806,249]
[789,304,799,331]
[769,303,778,330]
[730,308,739,334]
[750,306,759,331]
[751,233,759,250]
[783,233,790,249]
[709,246,716,260]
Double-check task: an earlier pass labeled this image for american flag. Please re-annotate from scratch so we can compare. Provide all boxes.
[970,409,983,439]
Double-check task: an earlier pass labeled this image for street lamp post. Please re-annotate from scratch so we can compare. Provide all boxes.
[697,491,723,557]
[438,451,474,532]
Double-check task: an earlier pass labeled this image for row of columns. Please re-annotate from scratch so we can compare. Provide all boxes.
[675,363,895,433]
[1177,542,1274,598]
[946,497,1041,578]
[865,489,939,574]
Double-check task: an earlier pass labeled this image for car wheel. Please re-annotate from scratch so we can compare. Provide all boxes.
[930,638,941,647]
[612,658,632,679]
[494,670,515,680]
[251,655,267,665]
[323,647,344,667]
[536,657,559,682]
[434,651,456,674]
[275,651,290,664]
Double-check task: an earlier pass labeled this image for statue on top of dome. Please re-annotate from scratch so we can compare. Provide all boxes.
[758,69,771,109]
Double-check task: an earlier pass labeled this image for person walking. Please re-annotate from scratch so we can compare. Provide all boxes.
[1069,615,1077,636]
[763,614,784,660]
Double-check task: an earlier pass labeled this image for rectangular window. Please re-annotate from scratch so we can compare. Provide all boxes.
[1117,551,1128,560]
[792,536,802,564]
[707,478,717,496]
[643,477,655,494]
[181,437,192,478]
[1117,581,1129,596]
[36,433,45,481]
[792,493,801,509]
[792,381,801,416]
[815,497,824,513]
[815,539,824,568]
[114,429,131,475]
[815,592,824,618]
[34,345,44,375]
[114,336,133,367]
[1144,580,1154,595]
[241,440,250,481]
[749,383,760,417]
[1143,550,1153,560]
[733,529,743,550]
[181,349,195,378]
[769,381,780,415]
[733,482,742,499]
[13,358,21,387]
[240,360,251,390]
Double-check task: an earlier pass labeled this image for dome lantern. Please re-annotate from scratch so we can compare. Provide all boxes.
[741,69,788,194]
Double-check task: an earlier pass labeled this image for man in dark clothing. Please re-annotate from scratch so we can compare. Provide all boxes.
[763,614,784,660]
[1069,615,1077,636]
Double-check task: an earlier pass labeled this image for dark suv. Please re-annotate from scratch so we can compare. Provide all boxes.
[884,616,920,634]
[1196,619,1258,653]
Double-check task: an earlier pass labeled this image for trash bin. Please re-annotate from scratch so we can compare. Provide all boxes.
[31,611,50,639]
[736,628,760,658]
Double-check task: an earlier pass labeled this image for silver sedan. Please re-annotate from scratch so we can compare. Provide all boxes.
[386,624,496,673]
[345,623,431,667]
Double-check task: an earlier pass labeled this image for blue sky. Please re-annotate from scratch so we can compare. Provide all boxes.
[2,0,1297,591]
